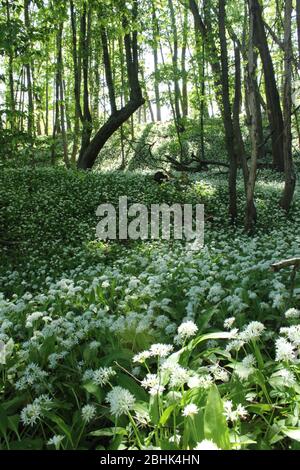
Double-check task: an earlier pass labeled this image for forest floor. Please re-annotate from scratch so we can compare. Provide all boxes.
[0,167,300,450]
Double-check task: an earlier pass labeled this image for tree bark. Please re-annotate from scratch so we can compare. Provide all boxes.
[280,0,296,211]
[24,0,34,136]
[151,2,161,121]
[218,0,237,222]
[252,0,284,171]
[245,1,259,232]
[77,2,145,170]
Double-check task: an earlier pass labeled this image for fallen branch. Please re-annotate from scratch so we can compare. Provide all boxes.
[271,257,300,298]
[271,258,300,272]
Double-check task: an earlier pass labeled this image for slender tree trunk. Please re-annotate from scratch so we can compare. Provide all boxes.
[168,0,183,129]
[245,1,259,232]
[6,0,15,132]
[280,0,296,210]
[181,7,189,117]
[151,2,161,121]
[233,43,249,192]
[252,0,284,170]
[57,23,70,168]
[24,0,34,137]
[297,0,300,68]
[70,0,82,164]
[78,3,93,163]
[218,0,237,222]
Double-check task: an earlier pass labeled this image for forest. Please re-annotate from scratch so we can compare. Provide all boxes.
[0,0,300,453]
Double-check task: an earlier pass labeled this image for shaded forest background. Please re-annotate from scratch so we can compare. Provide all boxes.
[0,0,299,229]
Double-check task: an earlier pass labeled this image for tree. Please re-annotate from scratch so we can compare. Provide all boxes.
[251,0,284,171]
[280,0,296,211]
[218,0,237,222]
[77,1,145,170]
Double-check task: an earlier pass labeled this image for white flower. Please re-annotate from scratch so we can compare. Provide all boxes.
[242,354,256,368]
[105,386,136,418]
[47,435,65,448]
[275,337,297,362]
[177,321,198,341]
[224,317,235,330]
[169,365,190,387]
[133,351,151,363]
[239,321,265,342]
[280,325,300,346]
[141,374,160,390]
[81,404,96,423]
[284,308,300,319]
[0,338,14,365]
[92,367,116,386]
[182,403,199,417]
[25,311,44,328]
[169,434,181,445]
[194,439,220,450]
[223,400,239,422]
[149,384,165,395]
[210,365,229,382]
[223,400,248,422]
[101,280,110,288]
[236,404,248,419]
[187,375,202,389]
[279,369,296,386]
[149,343,173,358]
[20,403,42,427]
[197,374,214,389]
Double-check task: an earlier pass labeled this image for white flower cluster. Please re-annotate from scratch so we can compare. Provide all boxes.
[105,386,136,418]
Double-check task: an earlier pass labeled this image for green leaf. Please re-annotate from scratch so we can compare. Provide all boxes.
[204,385,231,450]
[189,332,232,351]
[90,427,126,437]
[149,395,160,426]
[45,413,73,446]
[283,428,300,442]
[83,381,103,402]
[159,404,177,426]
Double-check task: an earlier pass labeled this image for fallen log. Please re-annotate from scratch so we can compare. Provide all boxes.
[271,257,300,298]
[271,258,300,272]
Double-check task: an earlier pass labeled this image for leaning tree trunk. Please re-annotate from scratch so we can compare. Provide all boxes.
[77,2,145,170]
[280,0,296,211]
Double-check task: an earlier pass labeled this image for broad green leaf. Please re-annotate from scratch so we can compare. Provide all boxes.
[283,428,300,442]
[204,385,231,450]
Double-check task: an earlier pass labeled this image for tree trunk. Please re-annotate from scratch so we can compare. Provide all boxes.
[218,0,237,222]
[280,0,296,211]
[151,3,161,121]
[78,3,93,163]
[245,1,259,232]
[57,23,70,168]
[24,0,34,137]
[181,7,189,117]
[252,0,284,171]
[6,0,15,132]
[77,2,144,170]
[168,0,183,128]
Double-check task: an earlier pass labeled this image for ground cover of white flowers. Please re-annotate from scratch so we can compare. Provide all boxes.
[0,167,300,450]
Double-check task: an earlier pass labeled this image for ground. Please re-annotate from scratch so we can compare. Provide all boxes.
[0,167,299,450]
